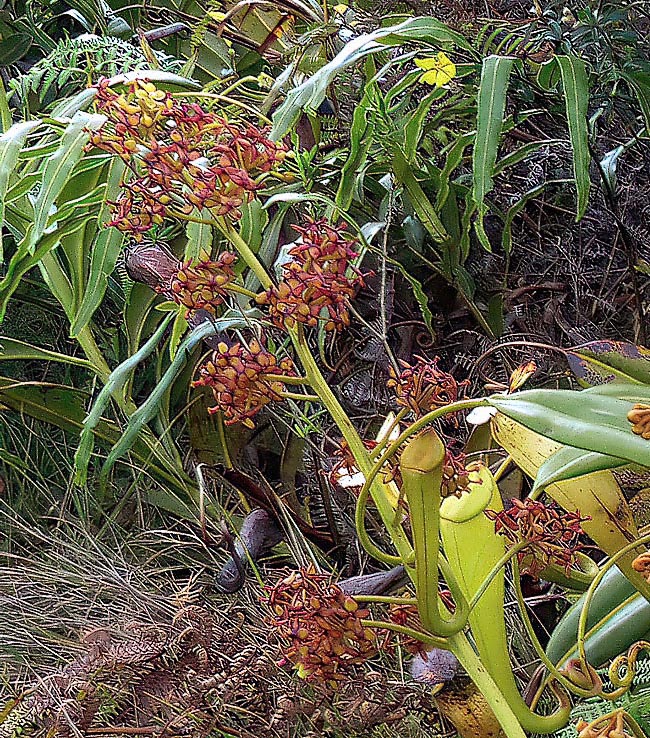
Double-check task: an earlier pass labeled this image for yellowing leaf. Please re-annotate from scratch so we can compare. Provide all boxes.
[415,52,456,87]
[332,3,348,13]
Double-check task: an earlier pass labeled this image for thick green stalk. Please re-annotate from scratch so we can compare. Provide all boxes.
[449,633,529,738]
[291,323,414,561]
[400,428,469,636]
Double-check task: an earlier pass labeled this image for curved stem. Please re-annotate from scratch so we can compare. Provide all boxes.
[363,398,490,501]
[362,619,447,649]
[511,559,597,701]
[577,533,650,667]
[279,391,319,402]
[467,542,529,614]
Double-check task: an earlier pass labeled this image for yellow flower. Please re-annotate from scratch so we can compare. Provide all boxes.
[415,52,456,88]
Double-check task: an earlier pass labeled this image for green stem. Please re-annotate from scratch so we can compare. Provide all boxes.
[361,619,447,649]
[279,391,319,402]
[217,218,273,289]
[354,595,416,605]
[577,533,650,667]
[291,323,414,563]
[448,633,530,738]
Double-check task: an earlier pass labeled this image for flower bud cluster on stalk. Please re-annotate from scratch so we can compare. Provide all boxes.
[387,355,469,418]
[264,566,377,689]
[192,340,297,428]
[257,218,367,332]
[90,78,287,238]
[485,498,589,577]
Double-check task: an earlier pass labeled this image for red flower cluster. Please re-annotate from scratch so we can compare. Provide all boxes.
[485,499,589,577]
[265,566,377,689]
[257,219,365,332]
[90,79,287,240]
[387,356,468,417]
[441,449,475,498]
[169,252,238,316]
[191,339,296,428]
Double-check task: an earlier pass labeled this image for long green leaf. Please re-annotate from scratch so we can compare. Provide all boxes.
[535,445,627,490]
[0,377,194,498]
[0,336,93,369]
[0,215,93,321]
[490,385,650,468]
[271,17,472,139]
[556,55,590,221]
[25,111,106,255]
[392,148,449,244]
[70,159,126,337]
[100,315,250,482]
[566,340,650,387]
[184,211,214,261]
[0,120,41,264]
[74,314,173,485]
[472,55,515,249]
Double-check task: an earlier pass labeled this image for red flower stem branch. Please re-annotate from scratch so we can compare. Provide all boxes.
[215,216,413,561]
[360,619,447,649]
[279,391,320,402]
[264,373,310,386]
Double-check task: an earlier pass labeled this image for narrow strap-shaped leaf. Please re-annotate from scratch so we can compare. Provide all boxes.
[392,147,449,243]
[556,55,590,221]
[0,120,41,264]
[0,336,93,368]
[184,211,214,261]
[25,111,106,255]
[74,314,173,486]
[271,16,472,139]
[472,55,516,220]
[70,158,126,337]
[99,315,251,483]
[0,215,92,321]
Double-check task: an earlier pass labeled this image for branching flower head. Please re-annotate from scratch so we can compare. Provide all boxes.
[170,252,238,316]
[89,79,287,240]
[265,566,377,689]
[485,499,589,577]
[387,356,468,417]
[192,339,296,428]
[257,218,366,332]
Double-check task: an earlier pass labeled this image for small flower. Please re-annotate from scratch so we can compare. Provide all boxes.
[485,499,589,577]
[264,566,377,688]
[170,252,238,316]
[632,551,650,582]
[415,52,456,87]
[192,339,296,427]
[628,403,650,439]
[387,356,468,418]
[441,450,476,498]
